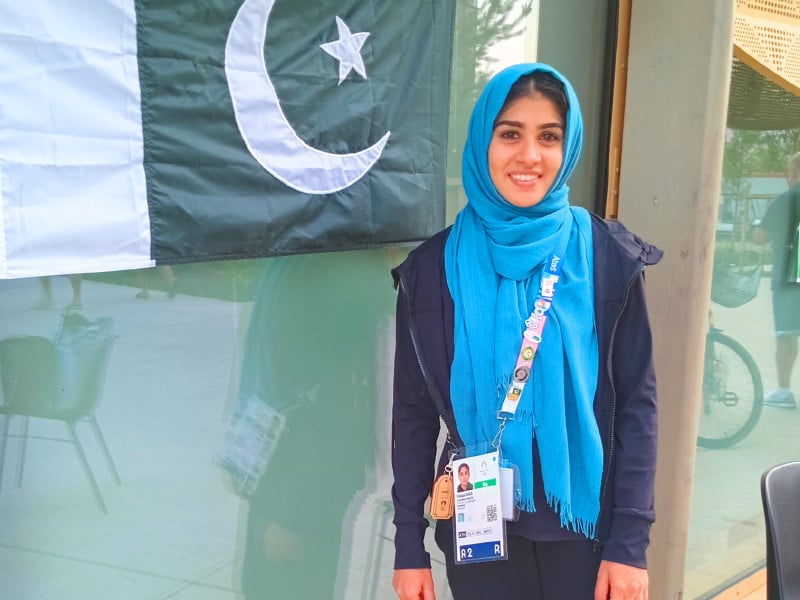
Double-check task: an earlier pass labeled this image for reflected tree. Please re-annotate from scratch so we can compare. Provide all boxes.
[472,0,533,90]
[720,128,800,270]
[722,128,800,222]
[447,0,533,180]
[723,129,800,184]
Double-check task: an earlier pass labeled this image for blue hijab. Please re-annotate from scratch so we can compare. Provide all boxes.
[444,63,602,537]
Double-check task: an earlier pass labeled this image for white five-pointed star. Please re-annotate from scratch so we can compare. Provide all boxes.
[319,16,370,85]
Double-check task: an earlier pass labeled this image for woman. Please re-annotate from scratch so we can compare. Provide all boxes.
[391,63,661,600]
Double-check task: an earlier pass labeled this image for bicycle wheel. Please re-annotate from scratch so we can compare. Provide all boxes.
[697,329,763,449]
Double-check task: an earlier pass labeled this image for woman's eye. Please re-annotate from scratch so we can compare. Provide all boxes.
[498,129,519,140]
[541,131,562,143]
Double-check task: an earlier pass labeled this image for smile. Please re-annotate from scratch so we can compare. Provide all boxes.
[510,174,541,183]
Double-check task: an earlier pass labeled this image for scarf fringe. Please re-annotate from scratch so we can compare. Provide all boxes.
[546,491,598,539]
[517,490,598,539]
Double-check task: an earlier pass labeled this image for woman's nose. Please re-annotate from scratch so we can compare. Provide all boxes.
[518,139,542,163]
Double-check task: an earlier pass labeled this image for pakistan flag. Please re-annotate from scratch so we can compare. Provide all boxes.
[0,0,455,278]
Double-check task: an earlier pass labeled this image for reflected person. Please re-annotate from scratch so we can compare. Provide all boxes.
[34,274,83,311]
[234,250,395,599]
[753,151,800,409]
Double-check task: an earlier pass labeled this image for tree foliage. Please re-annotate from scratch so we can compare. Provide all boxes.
[723,128,800,181]
[447,0,533,180]
[472,0,533,90]
[722,128,800,208]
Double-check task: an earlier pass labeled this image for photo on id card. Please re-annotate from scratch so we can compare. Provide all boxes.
[452,449,508,564]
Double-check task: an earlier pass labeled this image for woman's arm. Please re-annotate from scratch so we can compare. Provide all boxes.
[603,273,658,569]
[391,285,442,570]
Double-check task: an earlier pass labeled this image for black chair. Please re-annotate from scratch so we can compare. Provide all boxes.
[761,460,800,600]
[0,316,120,513]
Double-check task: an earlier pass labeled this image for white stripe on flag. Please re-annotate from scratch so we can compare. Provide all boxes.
[0,0,152,279]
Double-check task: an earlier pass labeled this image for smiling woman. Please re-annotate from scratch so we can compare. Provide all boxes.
[390,63,662,600]
[489,93,564,208]
[488,71,568,208]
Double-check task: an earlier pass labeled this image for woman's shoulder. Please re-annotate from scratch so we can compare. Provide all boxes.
[391,227,451,291]
[589,213,663,268]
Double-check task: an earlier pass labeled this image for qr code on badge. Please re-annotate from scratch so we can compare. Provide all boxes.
[486,504,498,523]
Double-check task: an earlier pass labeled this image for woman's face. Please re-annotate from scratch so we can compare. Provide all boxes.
[458,466,470,487]
[487,92,564,208]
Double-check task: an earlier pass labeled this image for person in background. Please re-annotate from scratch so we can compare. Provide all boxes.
[391,63,661,600]
[753,152,800,409]
[34,274,82,311]
[135,266,177,300]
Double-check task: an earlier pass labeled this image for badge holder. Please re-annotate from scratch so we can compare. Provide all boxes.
[430,440,521,523]
[450,443,509,564]
[499,457,521,522]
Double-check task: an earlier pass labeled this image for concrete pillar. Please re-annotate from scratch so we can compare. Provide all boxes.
[616,1,735,598]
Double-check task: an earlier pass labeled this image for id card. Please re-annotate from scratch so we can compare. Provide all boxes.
[214,395,285,497]
[452,450,508,564]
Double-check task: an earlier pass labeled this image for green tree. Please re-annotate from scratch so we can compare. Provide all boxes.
[723,129,800,182]
[723,130,759,195]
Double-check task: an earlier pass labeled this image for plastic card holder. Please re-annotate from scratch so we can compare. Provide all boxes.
[499,458,521,522]
[451,444,509,564]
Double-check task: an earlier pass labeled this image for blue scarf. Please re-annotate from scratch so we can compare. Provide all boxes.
[444,63,602,537]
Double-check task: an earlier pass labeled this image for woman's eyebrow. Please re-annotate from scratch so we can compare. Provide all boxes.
[494,119,524,129]
[493,119,564,130]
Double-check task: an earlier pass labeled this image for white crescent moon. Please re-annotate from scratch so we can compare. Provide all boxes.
[225,0,391,195]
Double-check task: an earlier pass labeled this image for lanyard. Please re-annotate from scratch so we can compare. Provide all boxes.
[496,253,562,421]
[489,224,571,449]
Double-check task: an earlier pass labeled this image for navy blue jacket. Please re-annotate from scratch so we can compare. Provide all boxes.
[390,214,662,570]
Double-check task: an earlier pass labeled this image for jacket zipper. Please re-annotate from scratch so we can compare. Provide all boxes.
[593,265,645,553]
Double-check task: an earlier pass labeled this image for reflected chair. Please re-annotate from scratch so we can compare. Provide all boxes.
[0,327,120,513]
[760,461,800,600]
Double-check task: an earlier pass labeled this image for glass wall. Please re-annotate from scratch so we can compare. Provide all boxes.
[684,113,800,596]
[0,253,398,599]
[0,0,619,598]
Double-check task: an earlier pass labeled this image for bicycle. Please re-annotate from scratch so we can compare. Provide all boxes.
[697,243,766,449]
[696,312,764,449]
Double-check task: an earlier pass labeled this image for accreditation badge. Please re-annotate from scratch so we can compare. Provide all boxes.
[452,450,508,564]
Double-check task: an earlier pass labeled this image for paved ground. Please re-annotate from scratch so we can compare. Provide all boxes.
[0,276,249,599]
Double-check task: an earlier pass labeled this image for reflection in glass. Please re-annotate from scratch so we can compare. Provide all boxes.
[229,250,396,599]
[697,326,763,449]
[0,313,120,513]
[753,153,800,407]
[686,135,800,598]
[0,255,402,599]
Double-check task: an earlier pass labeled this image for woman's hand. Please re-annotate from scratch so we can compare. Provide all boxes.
[594,560,648,600]
[393,568,436,600]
